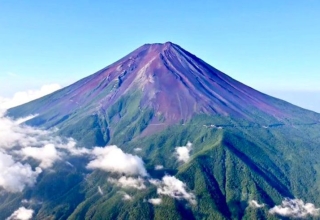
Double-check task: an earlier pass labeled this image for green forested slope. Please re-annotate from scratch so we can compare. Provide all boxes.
[1,113,320,220]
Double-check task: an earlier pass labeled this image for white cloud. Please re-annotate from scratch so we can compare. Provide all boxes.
[108,176,146,190]
[21,144,61,168]
[134,148,142,152]
[0,114,46,150]
[175,141,193,163]
[0,111,88,192]
[149,178,161,186]
[0,110,87,160]
[0,83,61,109]
[0,112,54,150]
[150,175,196,205]
[249,200,265,208]
[21,199,30,204]
[0,111,149,196]
[87,145,148,176]
[269,198,320,218]
[0,112,150,195]
[21,199,41,205]
[122,193,132,201]
[6,207,34,220]
[55,139,90,156]
[148,198,162,205]
[0,151,42,192]
[155,165,164,170]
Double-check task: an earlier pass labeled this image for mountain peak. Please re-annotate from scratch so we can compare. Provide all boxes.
[9,42,318,139]
[164,41,173,45]
[163,41,174,48]
[5,42,320,220]
[143,41,175,47]
[138,41,178,56]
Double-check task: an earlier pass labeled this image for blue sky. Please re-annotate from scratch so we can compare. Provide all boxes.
[1,1,320,111]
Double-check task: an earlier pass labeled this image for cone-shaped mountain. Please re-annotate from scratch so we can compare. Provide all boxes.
[4,42,320,220]
[9,42,319,145]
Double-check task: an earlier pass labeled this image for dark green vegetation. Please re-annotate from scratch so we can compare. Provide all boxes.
[3,42,320,219]
[2,106,320,219]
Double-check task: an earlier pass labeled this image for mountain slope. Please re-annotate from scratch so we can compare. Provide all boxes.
[3,42,320,220]
[8,42,320,146]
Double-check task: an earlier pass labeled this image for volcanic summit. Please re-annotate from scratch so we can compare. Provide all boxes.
[5,42,320,220]
[8,42,319,144]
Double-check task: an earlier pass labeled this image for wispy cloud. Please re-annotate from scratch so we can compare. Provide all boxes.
[175,141,193,163]
[108,176,146,190]
[0,83,61,109]
[21,199,42,205]
[269,198,320,218]
[6,207,34,220]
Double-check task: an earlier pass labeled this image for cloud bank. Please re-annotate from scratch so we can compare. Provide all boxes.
[175,141,193,163]
[0,111,87,192]
[0,151,42,192]
[0,112,84,155]
[0,110,148,193]
[87,145,148,176]
[0,114,48,150]
[269,198,320,218]
[0,84,61,109]
[6,207,34,220]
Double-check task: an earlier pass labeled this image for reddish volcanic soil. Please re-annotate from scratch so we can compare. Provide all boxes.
[66,42,284,121]
[10,42,318,135]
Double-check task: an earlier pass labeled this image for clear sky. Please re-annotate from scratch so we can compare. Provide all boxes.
[1,1,320,111]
